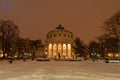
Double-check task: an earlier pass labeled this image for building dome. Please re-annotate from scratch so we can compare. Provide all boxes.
[45,24,74,59]
[46,24,74,43]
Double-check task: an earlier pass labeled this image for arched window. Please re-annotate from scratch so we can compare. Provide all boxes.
[59,33,61,36]
[68,35,70,37]
[50,35,52,38]
[54,34,56,37]
[63,34,66,37]
[47,36,49,39]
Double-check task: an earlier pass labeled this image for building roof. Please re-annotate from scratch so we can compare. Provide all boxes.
[46,24,74,43]
[46,24,74,38]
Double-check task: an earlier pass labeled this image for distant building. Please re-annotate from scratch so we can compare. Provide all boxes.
[45,24,74,59]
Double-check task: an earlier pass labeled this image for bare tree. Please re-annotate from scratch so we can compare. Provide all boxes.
[103,11,120,40]
[0,20,19,59]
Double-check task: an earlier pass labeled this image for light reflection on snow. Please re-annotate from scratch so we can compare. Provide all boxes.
[0,60,120,80]
[5,71,120,80]
[0,70,4,73]
[5,75,120,80]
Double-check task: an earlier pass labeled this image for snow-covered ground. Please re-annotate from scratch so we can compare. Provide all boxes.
[0,59,120,80]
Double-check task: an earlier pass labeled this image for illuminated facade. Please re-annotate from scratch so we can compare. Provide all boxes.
[45,24,74,59]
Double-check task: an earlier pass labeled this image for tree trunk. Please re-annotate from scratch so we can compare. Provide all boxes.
[2,34,5,59]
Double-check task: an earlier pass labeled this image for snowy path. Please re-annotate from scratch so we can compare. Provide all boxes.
[0,60,120,80]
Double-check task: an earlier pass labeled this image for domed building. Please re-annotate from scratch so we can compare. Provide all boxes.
[45,24,74,59]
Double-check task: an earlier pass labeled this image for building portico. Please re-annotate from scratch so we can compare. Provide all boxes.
[47,43,72,58]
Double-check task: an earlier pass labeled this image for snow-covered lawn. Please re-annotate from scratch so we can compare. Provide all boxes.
[0,59,120,80]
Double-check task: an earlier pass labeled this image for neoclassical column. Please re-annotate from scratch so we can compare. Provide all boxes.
[67,44,71,58]
[61,43,63,58]
[63,43,67,58]
[53,43,57,58]
[66,43,68,57]
[56,43,58,55]
[52,43,53,58]
[48,43,53,58]
[69,44,72,58]
[70,44,72,58]
[58,43,62,58]
[65,44,67,57]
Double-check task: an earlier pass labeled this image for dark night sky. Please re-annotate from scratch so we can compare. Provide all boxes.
[0,0,120,43]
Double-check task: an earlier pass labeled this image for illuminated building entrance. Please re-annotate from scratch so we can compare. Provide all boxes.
[48,43,71,58]
[45,24,74,59]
